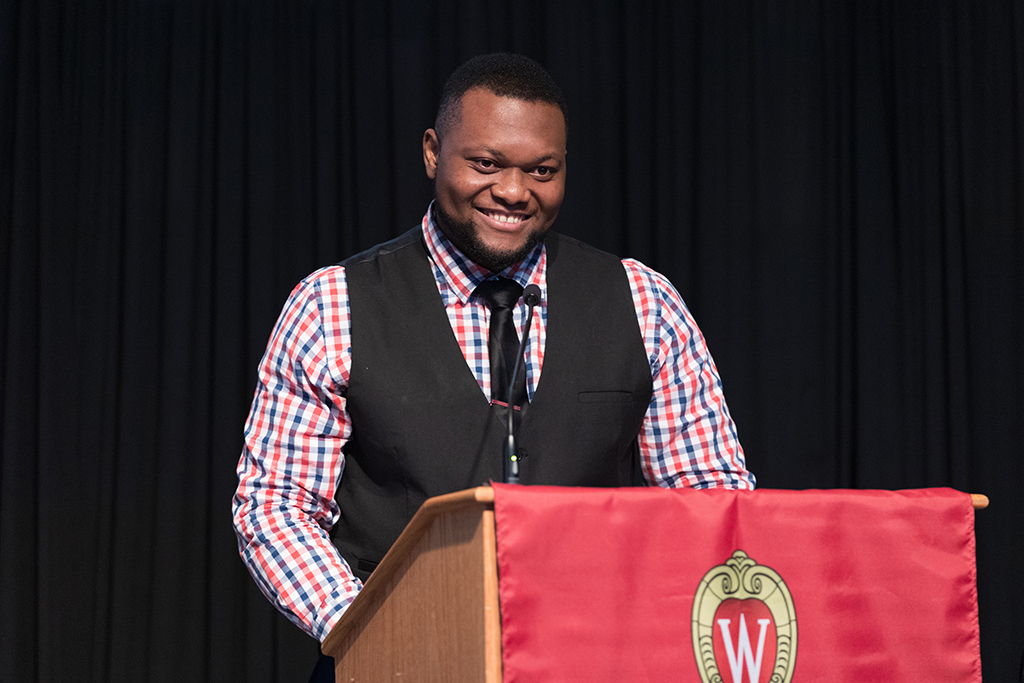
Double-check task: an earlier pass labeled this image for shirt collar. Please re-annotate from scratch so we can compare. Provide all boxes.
[421,202,546,306]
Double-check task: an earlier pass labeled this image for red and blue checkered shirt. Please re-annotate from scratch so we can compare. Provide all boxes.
[233,207,754,641]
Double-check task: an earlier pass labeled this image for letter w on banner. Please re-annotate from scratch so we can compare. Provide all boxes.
[718,615,771,683]
[492,485,981,683]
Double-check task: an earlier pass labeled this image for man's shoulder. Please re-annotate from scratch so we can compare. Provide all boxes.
[620,257,673,291]
[552,236,683,316]
[545,232,637,284]
[547,233,669,286]
[339,226,424,268]
[547,231,621,263]
[281,265,347,313]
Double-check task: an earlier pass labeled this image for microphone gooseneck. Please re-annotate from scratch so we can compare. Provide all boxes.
[505,284,542,484]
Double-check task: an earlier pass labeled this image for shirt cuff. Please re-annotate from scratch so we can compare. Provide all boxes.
[313,579,363,642]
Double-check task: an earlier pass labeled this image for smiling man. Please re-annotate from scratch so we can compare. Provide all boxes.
[233,53,754,678]
[424,85,566,271]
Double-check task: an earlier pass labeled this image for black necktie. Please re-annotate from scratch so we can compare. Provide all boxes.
[474,277,527,420]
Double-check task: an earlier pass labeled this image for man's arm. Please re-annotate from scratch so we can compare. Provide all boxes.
[232,266,361,641]
[623,259,755,489]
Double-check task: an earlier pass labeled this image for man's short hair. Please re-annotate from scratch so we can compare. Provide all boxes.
[434,53,568,139]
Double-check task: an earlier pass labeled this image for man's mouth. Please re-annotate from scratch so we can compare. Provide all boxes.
[478,207,528,226]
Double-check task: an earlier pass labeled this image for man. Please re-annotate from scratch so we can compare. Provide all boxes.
[233,53,753,658]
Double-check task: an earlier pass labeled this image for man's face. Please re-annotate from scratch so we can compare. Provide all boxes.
[423,88,567,273]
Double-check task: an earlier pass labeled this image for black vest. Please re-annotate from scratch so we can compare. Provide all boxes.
[333,227,653,580]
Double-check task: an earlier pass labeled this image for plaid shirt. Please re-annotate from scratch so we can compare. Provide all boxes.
[233,207,754,641]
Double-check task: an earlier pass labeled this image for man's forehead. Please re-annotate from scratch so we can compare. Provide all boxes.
[446,87,562,128]
[451,89,565,140]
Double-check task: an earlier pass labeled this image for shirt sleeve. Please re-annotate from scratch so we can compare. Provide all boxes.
[623,259,756,490]
[231,265,361,641]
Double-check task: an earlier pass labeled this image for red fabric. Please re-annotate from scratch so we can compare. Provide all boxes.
[493,485,981,683]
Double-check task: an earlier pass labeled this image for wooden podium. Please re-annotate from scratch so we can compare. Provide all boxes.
[320,487,987,682]
[321,487,500,683]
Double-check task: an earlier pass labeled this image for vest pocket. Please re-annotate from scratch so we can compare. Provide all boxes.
[577,390,634,404]
[356,557,380,574]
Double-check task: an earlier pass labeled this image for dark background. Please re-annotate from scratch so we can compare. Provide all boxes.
[2,1,1021,681]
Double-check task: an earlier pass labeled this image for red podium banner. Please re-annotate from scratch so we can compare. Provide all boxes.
[493,485,981,683]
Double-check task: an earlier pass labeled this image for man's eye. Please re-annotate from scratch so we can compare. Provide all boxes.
[476,159,497,170]
[533,167,554,177]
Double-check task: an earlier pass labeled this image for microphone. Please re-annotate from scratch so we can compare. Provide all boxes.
[505,284,542,484]
[522,284,541,307]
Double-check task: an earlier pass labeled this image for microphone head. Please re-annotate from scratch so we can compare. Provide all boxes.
[523,284,542,307]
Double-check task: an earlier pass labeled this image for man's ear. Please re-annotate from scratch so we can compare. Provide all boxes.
[423,129,440,180]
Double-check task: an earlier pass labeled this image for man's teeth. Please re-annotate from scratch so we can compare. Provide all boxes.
[485,210,524,224]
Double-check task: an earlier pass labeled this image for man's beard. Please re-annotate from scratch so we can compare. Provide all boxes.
[433,202,548,274]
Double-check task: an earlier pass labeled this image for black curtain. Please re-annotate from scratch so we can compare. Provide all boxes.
[2,1,1021,681]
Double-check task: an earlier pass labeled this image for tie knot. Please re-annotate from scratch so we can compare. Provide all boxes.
[474,277,524,311]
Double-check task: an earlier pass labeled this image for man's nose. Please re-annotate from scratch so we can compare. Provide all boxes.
[492,168,529,205]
